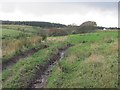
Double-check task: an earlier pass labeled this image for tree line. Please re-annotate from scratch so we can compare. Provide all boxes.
[1,20,66,28]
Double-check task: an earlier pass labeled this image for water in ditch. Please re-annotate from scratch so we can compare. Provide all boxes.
[32,51,65,88]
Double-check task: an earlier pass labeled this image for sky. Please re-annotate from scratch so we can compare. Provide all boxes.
[0,1,119,27]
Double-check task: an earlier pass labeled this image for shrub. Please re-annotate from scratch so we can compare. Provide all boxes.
[77,21,97,33]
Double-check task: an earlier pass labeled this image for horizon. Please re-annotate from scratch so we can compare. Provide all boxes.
[1,20,119,28]
[0,2,118,27]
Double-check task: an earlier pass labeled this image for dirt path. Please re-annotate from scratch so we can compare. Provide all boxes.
[29,44,71,88]
[2,44,48,70]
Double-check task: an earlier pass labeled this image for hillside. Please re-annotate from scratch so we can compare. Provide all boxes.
[1,24,118,88]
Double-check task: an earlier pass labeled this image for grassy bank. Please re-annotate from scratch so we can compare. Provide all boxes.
[2,28,42,63]
[2,30,118,88]
[2,39,69,88]
[46,31,118,88]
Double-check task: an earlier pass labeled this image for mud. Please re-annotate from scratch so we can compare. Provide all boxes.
[29,44,72,88]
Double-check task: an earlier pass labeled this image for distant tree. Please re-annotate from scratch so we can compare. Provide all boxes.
[66,23,78,34]
[1,20,66,28]
[48,28,68,36]
[77,21,97,33]
[97,26,105,30]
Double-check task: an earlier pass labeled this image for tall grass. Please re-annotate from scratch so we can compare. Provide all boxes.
[2,36,42,62]
[2,28,42,63]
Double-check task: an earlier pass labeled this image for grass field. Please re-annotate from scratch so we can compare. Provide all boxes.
[46,31,118,88]
[2,25,42,34]
[2,29,32,39]
[1,25,119,88]
[2,26,42,63]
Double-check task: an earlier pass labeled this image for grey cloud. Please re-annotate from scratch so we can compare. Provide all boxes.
[0,2,118,27]
[0,2,117,16]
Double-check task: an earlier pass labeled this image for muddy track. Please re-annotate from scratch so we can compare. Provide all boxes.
[2,44,49,70]
[28,44,72,88]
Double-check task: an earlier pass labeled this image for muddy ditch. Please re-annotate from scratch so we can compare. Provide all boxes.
[28,44,72,88]
[2,44,49,70]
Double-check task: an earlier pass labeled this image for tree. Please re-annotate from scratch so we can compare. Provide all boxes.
[77,21,97,33]
[48,28,68,36]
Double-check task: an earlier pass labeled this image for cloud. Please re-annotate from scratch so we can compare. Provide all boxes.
[0,2,118,27]
[0,0,119,2]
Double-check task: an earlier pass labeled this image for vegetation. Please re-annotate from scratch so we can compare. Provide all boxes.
[2,25,42,34]
[46,31,118,88]
[1,22,119,89]
[48,28,69,36]
[2,38,69,88]
[77,21,97,33]
[2,27,42,63]
[1,20,66,28]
